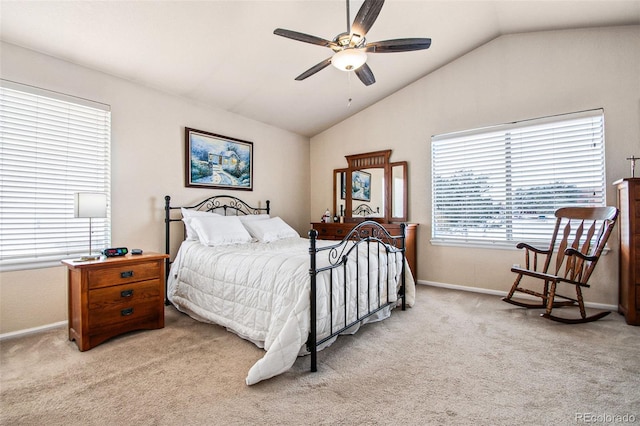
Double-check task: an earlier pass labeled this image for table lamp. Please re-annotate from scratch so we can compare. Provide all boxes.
[74,192,107,261]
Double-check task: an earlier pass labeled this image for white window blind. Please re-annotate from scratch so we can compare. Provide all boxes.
[431,109,605,247]
[0,80,111,271]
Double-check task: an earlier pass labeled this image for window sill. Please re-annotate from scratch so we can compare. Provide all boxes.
[430,239,612,255]
[430,239,519,251]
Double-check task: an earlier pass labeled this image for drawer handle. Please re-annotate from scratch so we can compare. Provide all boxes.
[121,308,134,316]
[336,229,344,234]
[120,289,134,298]
[120,270,134,279]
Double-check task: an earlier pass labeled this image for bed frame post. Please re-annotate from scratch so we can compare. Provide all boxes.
[400,223,407,311]
[308,228,318,373]
[164,195,171,305]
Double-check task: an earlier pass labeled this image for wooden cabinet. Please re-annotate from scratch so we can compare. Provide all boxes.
[311,222,418,277]
[615,178,640,325]
[62,252,169,351]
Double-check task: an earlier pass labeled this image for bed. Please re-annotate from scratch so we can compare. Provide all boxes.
[164,195,415,385]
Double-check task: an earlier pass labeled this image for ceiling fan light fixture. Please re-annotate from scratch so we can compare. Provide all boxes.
[331,48,367,71]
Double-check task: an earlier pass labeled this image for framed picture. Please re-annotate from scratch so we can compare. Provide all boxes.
[351,170,371,202]
[185,127,253,190]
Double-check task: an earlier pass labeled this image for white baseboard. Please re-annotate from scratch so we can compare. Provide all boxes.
[0,320,67,342]
[417,279,617,311]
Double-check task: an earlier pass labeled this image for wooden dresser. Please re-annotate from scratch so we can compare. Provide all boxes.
[63,252,169,351]
[310,222,418,277]
[615,178,640,325]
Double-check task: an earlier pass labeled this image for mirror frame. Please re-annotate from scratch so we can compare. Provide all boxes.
[333,150,408,223]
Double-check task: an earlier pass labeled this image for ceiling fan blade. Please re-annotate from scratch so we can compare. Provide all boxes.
[295,57,333,81]
[354,63,376,86]
[365,38,432,53]
[351,0,385,38]
[274,28,338,49]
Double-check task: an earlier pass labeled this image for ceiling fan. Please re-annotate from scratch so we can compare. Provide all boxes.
[273,0,431,86]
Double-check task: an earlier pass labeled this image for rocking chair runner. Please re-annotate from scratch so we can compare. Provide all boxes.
[502,206,619,324]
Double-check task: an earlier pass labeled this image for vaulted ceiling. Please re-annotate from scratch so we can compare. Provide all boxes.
[1,1,639,137]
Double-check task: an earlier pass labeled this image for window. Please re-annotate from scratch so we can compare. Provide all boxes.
[0,80,111,271]
[431,109,605,247]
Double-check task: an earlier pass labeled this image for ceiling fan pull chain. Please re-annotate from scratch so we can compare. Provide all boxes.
[347,72,353,108]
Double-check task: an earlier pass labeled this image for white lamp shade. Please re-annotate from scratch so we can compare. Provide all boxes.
[74,192,107,218]
[331,48,367,71]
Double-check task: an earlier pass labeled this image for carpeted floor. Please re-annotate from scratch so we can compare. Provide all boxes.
[1,285,639,425]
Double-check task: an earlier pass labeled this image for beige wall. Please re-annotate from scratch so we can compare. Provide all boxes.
[2,26,639,334]
[0,42,310,334]
[311,26,640,305]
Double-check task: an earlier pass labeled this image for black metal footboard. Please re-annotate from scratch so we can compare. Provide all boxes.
[307,220,406,372]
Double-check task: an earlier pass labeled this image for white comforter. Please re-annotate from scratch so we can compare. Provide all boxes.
[167,237,415,385]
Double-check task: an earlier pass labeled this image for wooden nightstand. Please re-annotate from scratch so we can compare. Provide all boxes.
[62,252,169,351]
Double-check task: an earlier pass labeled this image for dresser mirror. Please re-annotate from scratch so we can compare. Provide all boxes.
[333,150,407,223]
[334,168,347,218]
[391,161,408,222]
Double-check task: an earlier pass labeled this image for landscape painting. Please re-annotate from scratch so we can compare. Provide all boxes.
[185,127,253,190]
[351,170,371,202]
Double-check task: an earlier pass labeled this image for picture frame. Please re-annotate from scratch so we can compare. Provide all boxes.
[351,170,371,202]
[185,127,253,190]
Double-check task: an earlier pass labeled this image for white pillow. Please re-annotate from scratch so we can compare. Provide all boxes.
[242,216,299,243]
[238,214,270,223]
[181,208,221,241]
[185,215,252,246]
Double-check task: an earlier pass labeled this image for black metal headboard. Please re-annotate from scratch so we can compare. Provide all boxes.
[352,203,380,217]
[164,195,270,283]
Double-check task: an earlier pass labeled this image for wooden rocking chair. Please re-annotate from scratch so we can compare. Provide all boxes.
[502,206,619,324]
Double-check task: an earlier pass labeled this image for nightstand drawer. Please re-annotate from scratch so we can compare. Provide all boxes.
[88,262,160,289]
[88,299,161,331]
[89,280,162,312]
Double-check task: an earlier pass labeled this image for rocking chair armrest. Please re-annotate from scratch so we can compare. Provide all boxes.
[511,265,558,281]
[515,242,550,255]
[564,247,598,262]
